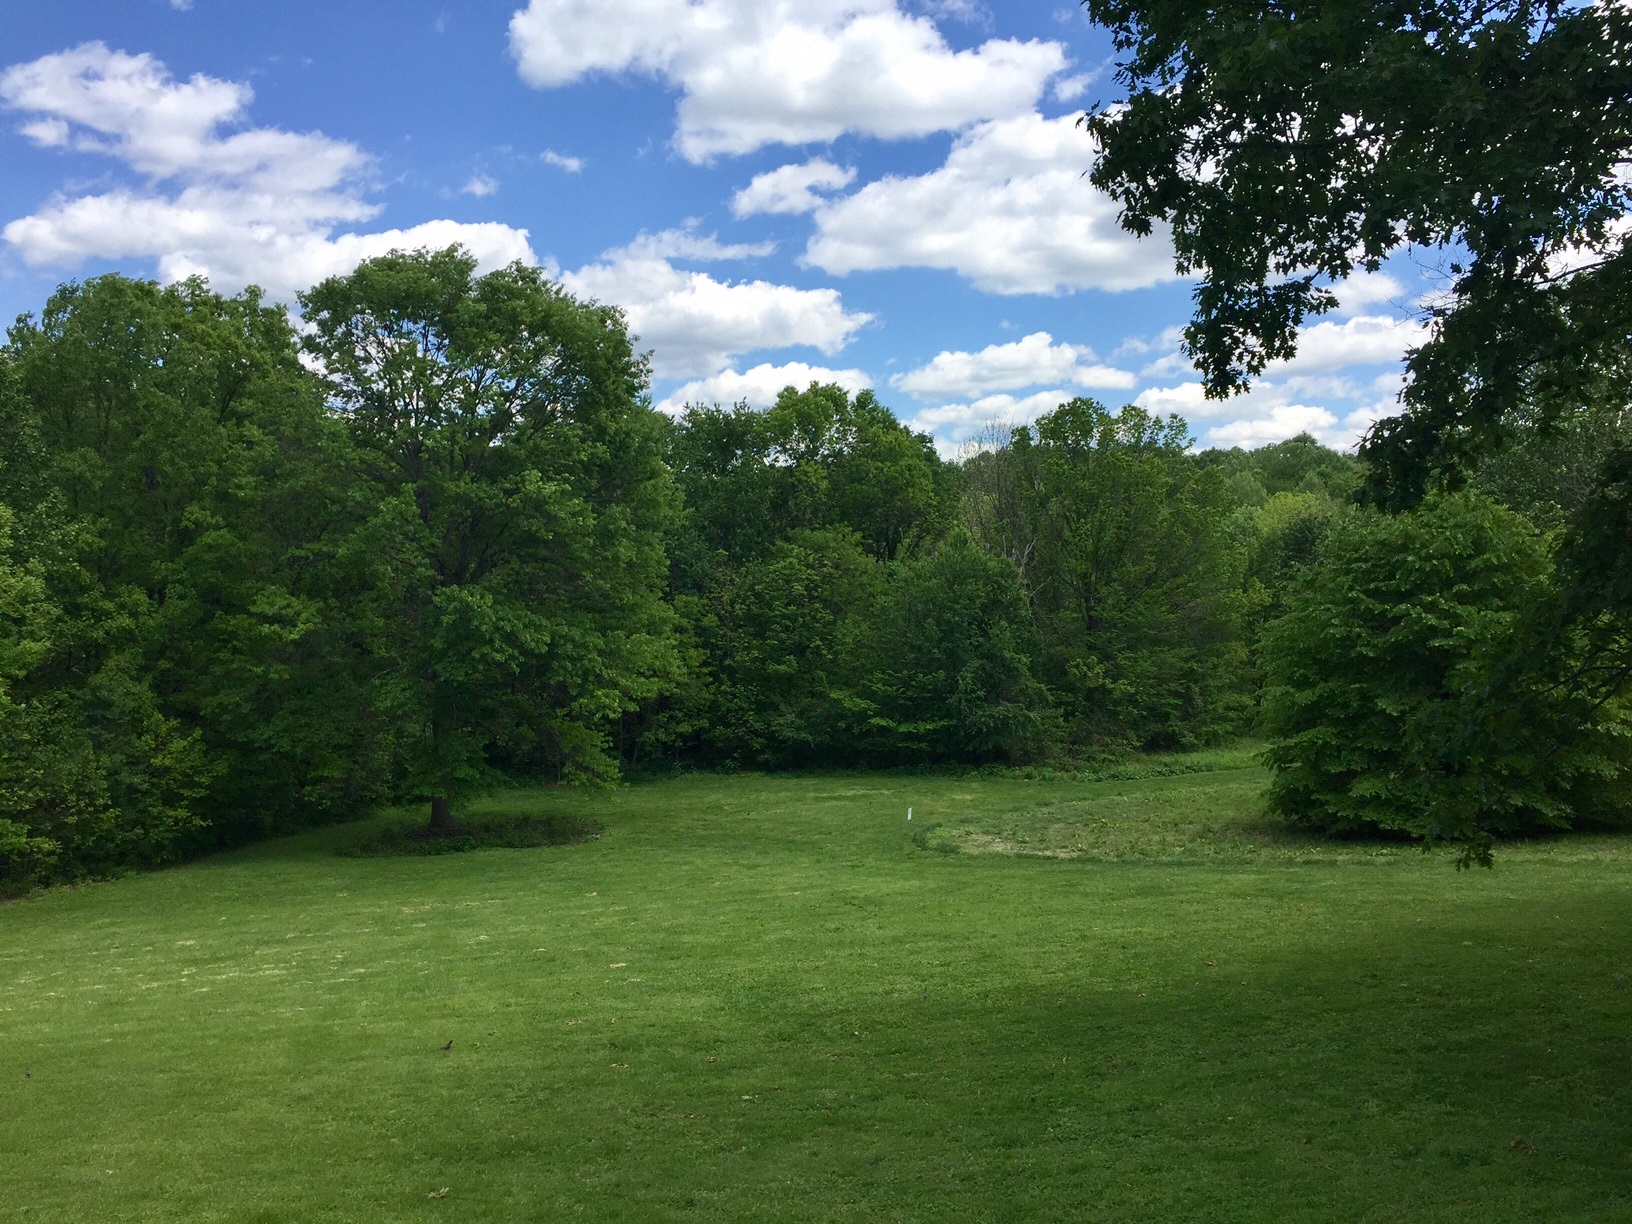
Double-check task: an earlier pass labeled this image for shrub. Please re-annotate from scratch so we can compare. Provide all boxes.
[1260,493,1632,853]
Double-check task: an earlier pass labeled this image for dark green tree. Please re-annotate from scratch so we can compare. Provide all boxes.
[1474,400,1632,531]
[1084,1,1632,847]
[300,248,679,831]
[1198,433,1363,502]
[665,383,950,588]
[848,533,1060,764]
[1003,400,1254,749]
[690,527,883,765]
[0,275,363,877]
[657,383,952,765]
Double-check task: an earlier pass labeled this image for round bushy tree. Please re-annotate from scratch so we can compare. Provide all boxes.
[301,248,679,829]
[1261,493,1631,853]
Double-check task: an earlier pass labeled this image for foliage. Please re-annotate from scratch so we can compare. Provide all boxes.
[1196,432,1363,504]
[847,532,1060,764]
[664,383,950,589]
[1474,400,1632,531]
[1260,494,1632,855]
[0,256,1466,877]
[300,249,680,820]
[686,527,883,766]
[0,276,358,880]
[659,384,957,766]
[989,399,1255,750]
[1084,0,1632,501]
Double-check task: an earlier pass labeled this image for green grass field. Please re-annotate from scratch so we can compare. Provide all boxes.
[5,753,1632,1222]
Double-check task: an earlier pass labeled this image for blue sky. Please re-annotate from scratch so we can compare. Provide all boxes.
[0,0,1428,454]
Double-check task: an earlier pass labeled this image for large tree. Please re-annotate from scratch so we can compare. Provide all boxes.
[1083,0,1632,499]
[973,399,1254,750]
[665,383,950,588]
[0,276,360,876]
[1083,0,1632,848]
[300,248,678,832]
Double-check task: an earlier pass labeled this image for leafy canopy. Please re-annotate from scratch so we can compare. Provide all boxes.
[1261,493,1632,859]
[1084,0,1632,499]
[300,248,678,815]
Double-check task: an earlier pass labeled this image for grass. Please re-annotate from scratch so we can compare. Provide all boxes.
[340,811,604,857]
[3,754,1632,1221]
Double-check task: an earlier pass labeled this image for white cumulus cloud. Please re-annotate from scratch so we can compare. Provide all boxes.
[893,330,1132,400]
[1205,405,1341,450]
[1117,308,1424,450]
[608,225,776,262]
[805,111,1177,294]
[507,0,1067,161]
[1268,313,1429,374]
[903,389,1072,450]
[654,361,873,415]
[1132,379,1379,451]
[1331,270,1406,316]
[733,158,857,217]
[0,43,535,300]
[561,231,871,380]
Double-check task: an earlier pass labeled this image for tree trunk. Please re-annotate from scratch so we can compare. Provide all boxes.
[428,795,456,837]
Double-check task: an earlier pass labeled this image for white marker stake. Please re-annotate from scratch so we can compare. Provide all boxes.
[908,808,913,821]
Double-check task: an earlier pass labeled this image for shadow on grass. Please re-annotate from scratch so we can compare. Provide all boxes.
[644,884,1632,1220]
[338,811,603,857]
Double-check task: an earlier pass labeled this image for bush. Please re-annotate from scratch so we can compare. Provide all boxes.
[1260,493,1632,852]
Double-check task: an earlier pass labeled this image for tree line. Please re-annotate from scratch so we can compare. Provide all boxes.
[1,245,1626,887]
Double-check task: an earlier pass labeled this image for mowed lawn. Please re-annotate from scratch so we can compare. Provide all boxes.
[4,757,1632,1222]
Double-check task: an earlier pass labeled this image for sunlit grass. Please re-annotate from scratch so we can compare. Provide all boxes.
[4,757,1631,1221]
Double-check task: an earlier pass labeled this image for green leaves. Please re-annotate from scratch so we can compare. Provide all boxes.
[1260,492,1632,849]
[302,249,679,809]
[1084,0,1632,499]
[992,398,1255,751]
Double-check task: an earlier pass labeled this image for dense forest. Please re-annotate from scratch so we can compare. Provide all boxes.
[1,247,1627,887]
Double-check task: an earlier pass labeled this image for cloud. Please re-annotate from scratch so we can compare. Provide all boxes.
[461,173,498,197]
[903,389,1071,448]
[654,361,873,415]
[1050,70,1097,103]
[0,44,536,301]
[607,225,775,262]
[1124,308,1428,451]
[507,0,1067,161]
[1331,270,1406,316]
[912,0,989,22]
[1138,349,1193,380]
[1268,313,1429,375]
[542,149,583,172]
[1131,381,1217,418]
[805,111,1177,294]
[1125,309,1427,383]
[733,158,856,217]
[1112,325,1185,362]
[561,233,871,379]
[893,330,1132,400]
[1205,404,1340,449]
[1132,378,1384,451]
